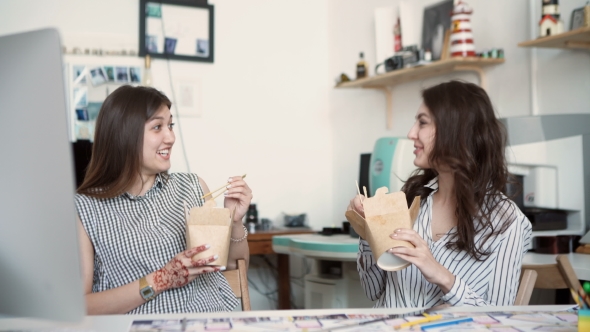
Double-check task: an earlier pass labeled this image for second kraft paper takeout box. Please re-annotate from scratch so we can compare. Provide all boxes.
[345,187,420,271]
[184,200,233,267]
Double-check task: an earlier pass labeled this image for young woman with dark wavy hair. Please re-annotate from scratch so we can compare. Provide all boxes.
[349,80,532,308]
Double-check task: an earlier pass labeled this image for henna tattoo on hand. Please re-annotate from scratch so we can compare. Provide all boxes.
[153,258,189,291]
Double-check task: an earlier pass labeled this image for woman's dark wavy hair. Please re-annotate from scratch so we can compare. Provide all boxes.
[77,85,171,199]
[402,80,513,260]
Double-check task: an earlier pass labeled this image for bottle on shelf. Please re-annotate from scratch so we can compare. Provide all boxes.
[142,54,153,87]
[394,17,402,52]
[356,52,368,79]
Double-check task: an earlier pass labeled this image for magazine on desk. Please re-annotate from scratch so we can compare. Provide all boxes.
[128,308,580,332]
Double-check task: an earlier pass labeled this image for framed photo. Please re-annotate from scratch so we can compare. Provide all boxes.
[570,6,588,30]
[421,0,454,61]
[139,0,214,63]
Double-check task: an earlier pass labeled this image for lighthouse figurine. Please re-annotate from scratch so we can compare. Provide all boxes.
[539,0,564,37]
[450,1,476,58]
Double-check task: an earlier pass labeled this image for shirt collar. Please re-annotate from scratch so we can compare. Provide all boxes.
[424,177,439,192]
[124,173,164,200]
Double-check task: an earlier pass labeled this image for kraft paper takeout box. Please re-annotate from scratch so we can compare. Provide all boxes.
[184,200,233,267]
[345,187,420,271]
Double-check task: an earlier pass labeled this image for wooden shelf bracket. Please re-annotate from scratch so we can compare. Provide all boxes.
[379,87,394,130]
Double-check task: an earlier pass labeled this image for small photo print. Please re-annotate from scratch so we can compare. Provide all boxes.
[164,37,177,54]
[103,66,115,82]
[146,3,162,18]
[87,102,102,121]
[73,65,87,84]
[76,108,89,121]
[146,35,159,53]
[196,39,209,56]
[129,67,141,83]
[89,67,107,86]
[73,86,88,107]
[76,122,92,139]
[115,66,129,83]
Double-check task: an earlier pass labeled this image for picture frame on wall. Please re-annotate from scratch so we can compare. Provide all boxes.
[421,0,454,61]
[139,0,214,63]
[570,6,589,31]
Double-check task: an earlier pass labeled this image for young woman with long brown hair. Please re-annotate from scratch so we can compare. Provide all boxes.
[349,80,532,308]
[76,85,252,314]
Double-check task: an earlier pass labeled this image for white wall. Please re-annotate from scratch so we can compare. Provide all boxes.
[2,0,588,310]
[1,0,331,311]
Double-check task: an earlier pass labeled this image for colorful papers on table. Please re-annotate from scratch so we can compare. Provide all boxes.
[129,310,579,331]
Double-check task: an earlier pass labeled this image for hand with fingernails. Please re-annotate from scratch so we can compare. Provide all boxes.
[223,176,253,224]
[388,228,455,293]
[150,244,224,293]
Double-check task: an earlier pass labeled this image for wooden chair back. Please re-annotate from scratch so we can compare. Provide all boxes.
[222,259,251,311]
[514,269,538,305]
[516,255,582,305]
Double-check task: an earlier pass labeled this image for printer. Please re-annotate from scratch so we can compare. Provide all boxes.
[501,114,590,237]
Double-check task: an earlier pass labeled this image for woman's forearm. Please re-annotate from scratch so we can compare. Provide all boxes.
[433,264,456,294]
[85,279,148,315]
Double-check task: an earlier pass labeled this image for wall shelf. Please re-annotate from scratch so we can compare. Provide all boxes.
[518,26,590,49]
[335,57,504,129]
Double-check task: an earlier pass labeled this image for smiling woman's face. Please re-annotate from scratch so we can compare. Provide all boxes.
[407,103,436,169]
[141,104,175,179]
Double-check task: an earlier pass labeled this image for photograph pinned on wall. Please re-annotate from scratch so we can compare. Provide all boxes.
[421,0,454,61]
[196,39,209,56]
[75,122,94,141]
[73,65,87,84]
[73,86,88,108]
[89,67,108,86]
[87,102,102,121]
[103,66,115,82]
[164,37,177,54]
[146,35,160,53]
[115,66,130,83]
[129,67,142,83]
[76,108,89,121]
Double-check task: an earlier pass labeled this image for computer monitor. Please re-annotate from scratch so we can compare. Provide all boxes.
[0,28,85,322]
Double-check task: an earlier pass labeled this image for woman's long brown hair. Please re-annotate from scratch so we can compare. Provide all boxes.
[77,85,171,199]
[402,80,513,260]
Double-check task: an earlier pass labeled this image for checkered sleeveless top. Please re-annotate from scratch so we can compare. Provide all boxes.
[75,173,239,314]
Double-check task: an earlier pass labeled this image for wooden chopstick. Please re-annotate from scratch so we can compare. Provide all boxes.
[201,174,247,200]
[355,180,364,203]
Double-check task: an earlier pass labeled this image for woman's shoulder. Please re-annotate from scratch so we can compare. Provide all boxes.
[169,172,199,182]
[167,172,203,189]
[75,192,99,205]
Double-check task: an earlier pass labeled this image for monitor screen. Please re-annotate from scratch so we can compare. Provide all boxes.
[0,28,85,322]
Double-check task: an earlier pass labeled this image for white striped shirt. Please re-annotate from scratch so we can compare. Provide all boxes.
[76,173,239,314]
[357,178,532,308]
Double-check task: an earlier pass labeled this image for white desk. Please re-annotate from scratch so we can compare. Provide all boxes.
[273,234,590,280]
[0,305,576,331]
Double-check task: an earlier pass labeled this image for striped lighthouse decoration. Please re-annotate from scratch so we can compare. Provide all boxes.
[450,1,476,57]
